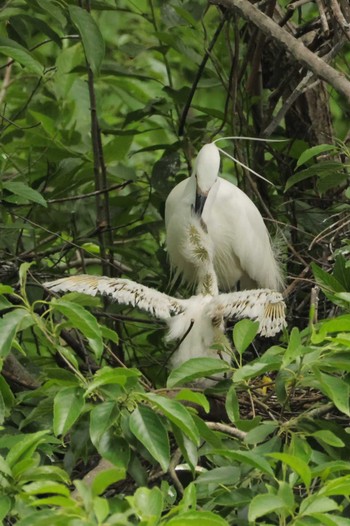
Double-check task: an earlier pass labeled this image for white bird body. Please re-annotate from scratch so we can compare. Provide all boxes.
[165,143,283,292]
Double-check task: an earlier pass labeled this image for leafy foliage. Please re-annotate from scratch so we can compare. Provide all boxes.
[0,0,350,525]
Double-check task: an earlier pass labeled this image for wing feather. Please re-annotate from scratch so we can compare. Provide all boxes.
[208,289,287,337]
[44,275,184,320]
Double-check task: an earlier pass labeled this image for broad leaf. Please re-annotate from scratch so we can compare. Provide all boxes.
[167,357,230,388]
[53,386,85,436]
[0,36,42,75]
[144,393,200,445]
[233,319,259,355]
[68,5,105,75]
[129,405,170,472]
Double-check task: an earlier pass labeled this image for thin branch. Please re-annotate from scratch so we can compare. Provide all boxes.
[210,0,350,103]
[178,15,227,136]
[47,180,133,204]
[0,60,12,106]
[206,421,247,440]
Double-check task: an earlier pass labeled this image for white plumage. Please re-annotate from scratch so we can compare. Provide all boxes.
[45,273,286,376]
[165,143,284,292]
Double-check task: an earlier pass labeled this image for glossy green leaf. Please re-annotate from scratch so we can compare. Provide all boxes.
[312,430,345,448]
[0,496,12,521]
[300,495,338,515]
[68,5,105,75]
[86,367,140,395]
[6,431,49,468]
[315,370,350,416]
[195,466,240,485]
[90,400,119,447]
[144,393,200,445]
[248,494,287,521]
[127,487,163,522]
[225,384,240,423]
[94,432,130,469]
[129,405,170,472]
[175,389,210,413]
[0,309,31,358]
[296,144,336,168]
[0,36,42,75]
[91,466,125,496]
[233,319,259,354]
[268,452,311,488]
[210,449,274,477]
[52,299,103,359]
[167,357,230,388]
[165,510,229,525]
[53,387,85,436]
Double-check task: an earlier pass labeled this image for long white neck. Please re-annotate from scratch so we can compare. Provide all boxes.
[183,217,219,296]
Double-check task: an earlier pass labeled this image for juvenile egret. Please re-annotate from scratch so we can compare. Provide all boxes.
[165,142,284,292]
[45,272,286,380]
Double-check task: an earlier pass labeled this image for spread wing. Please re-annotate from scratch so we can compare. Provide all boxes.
[44,275,185,320]
[207,289,287,337]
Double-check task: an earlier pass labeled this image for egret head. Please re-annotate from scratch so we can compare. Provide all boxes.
[193,143,220,215]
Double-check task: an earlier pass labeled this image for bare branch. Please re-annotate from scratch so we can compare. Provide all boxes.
[210,0,350,102]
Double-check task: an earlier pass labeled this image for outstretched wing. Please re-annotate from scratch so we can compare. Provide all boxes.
[44,275,185,320]
[208,289,287,337]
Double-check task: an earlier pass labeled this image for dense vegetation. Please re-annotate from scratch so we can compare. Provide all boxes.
[0,0,350,524]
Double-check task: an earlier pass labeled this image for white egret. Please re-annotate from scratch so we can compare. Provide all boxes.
[44,271,286,382]
[165,142,284,292]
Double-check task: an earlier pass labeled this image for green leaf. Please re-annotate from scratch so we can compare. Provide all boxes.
[0,376,14,424]
[319,475,350,497]
[244,422,278,445]
[0,309,31,358]
[315,370,350,416]
[225,384,240,423]
[233,319,259,354]
[210,449,274,477]
[0,496,11,521]
[175,389,210,413]
[248,494,287,521]
[300,495,338,515]
[282,327,303,367]
[268,452,311,488]
[86,367,140,396]
[312,262,344,295]
[52,299,104,359]
[296,144,336,168]
[165,510,229,525]
[6,431,49,468]
[90,400,119,447]
[285,161,342,191]
[23,480,70,496]
[0,36,43,75]
[312,429,345,447]
[144,393,200,445]
[167,357,230,388]
[195,466,240,486]
[95,431,130,469]
[91,466,125,496]
[53,387,85,436]
[129,405,170,472]
[68,5,105,75]
[127,487,163,523]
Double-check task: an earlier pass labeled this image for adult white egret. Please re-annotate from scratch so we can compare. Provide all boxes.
[44,271,286,381]
[165,142,284,292]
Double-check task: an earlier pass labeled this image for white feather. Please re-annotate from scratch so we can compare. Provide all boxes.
[165,142,284,292]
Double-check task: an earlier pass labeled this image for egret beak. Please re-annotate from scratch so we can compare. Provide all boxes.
[194,190,207,216]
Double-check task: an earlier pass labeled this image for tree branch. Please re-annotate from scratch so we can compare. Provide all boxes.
[210,0,350,103]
